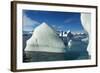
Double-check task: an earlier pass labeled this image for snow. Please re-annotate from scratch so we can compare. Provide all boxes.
[81,37,88,42]
[68,40,72,48]
[67,30,71,34]
[25,22,65,53]
[81,13,91,33]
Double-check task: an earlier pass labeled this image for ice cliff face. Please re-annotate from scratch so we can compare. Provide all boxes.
[81,13,91,55]
[25,22,65,53]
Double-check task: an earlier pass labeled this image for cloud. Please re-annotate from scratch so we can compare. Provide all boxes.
[23,14,40,31]
[52,25,56,28]
[64,19,72,24]
[51,25,61,30]
[64,18,79,24]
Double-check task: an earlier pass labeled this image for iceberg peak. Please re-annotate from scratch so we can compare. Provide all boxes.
[25,22,65,53]
[67,30,71,34]
[39,22,50,28]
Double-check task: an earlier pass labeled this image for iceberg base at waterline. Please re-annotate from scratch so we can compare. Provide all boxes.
[23,40,89,62]
[24,49,89,62]
[24,51,66,62]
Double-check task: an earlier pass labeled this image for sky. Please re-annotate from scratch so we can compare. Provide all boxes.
[23,10,85,33]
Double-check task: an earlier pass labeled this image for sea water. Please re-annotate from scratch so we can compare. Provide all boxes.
[23,33,90,62]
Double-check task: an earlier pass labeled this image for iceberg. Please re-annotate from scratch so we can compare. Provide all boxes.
[25,22,65,53]
[81,13,91,55]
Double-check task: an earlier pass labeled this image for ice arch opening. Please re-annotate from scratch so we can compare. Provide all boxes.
[81,13,91,56]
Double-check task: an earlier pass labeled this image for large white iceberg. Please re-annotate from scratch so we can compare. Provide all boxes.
[25,22,65,53]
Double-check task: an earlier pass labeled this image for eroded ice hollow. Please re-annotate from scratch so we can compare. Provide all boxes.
[81,13,91,55]
[25,22,65,53]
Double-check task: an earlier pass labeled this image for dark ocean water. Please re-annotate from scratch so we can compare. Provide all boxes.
[23,50,89,62]
[23,34,90,63]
